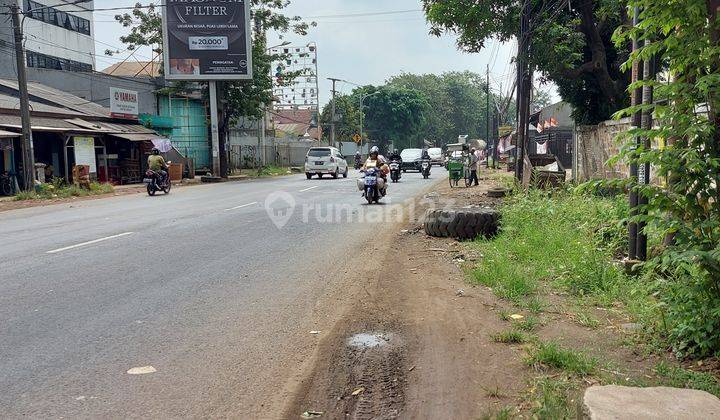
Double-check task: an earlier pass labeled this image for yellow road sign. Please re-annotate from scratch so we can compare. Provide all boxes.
[353,134,362,143]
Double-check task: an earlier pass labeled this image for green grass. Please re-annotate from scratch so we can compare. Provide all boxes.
[655,362,720,397]
[574,310,600,329]
[14,182,114,201]
[530,376,582,419]
[493,330,530,344]
[480,406,515,420]
[256,165,291,177]
[516,315,541,332]
[527,342,597,375]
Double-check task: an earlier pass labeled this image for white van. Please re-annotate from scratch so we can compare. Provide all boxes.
[305,147,349,179]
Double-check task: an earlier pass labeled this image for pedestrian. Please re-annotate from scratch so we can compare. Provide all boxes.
[469,148,479,186]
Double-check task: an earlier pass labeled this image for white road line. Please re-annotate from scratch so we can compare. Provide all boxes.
[299,186,319,192]
[224,201,258,211]
[47,232,134,254]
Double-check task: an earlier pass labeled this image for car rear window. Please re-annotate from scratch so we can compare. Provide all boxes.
[308,148,331,157]
[401,149,422,160]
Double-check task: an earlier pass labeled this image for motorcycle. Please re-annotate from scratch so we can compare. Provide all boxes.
[420,159,431,179]
[389,160,401,183]
[144,166,172,196]
[357,167,385,204]
[354,155,362,170]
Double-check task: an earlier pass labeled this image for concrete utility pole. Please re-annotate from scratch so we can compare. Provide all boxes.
[514,0,532,181]
[637,37,655,261]
[328,77,341,147]
[486,64,490,169]
[628,6,643,260]
[11,5,35,191]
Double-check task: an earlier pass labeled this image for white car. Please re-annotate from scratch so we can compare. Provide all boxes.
[305,147,349,179]
[428,147,444,166]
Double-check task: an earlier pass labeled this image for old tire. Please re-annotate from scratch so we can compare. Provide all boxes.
[487,187,508,198]
[423,208,500,240]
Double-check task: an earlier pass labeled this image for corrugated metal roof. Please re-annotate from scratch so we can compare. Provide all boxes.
[0,92,87,116]
[0,129,19,137]
[0,79,109,118]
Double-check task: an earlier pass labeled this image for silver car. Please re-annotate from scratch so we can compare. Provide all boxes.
[305,147,349,179]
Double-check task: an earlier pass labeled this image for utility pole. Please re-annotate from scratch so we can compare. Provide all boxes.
[486,64,490,168]
[514,0,531,181]
[11,5,35,191]
[328,77,341,147]
[628,6,643,260]
[637,37,655,261]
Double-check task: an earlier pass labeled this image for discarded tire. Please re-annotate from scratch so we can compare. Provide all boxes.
[487,187,508,198]
[423,208,500,240]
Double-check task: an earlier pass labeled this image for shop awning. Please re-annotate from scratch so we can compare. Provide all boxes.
[0,129,19,138]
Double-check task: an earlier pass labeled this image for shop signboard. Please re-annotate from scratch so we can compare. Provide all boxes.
[74,137,96,173]
[162,0,252,80]
[110,87,139,120]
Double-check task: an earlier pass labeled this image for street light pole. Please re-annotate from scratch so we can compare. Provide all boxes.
[359,91,380,154]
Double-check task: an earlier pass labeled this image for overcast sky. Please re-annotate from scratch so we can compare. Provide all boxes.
[94,0,524,106]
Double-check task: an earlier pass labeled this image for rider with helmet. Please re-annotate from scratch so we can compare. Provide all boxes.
[388,148,402,163]
[147,148,168,182]
[363,146,389,194]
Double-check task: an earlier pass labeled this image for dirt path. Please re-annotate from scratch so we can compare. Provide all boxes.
[282,174,527,419]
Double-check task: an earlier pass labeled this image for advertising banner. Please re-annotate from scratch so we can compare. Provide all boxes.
[74,137,96,173]
[162,0,252,80]
[110,87,139,120]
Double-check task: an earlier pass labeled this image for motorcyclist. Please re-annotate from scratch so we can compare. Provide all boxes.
[421,148,431,161]
[389,149,402,163]
[147,148,168,182]
[354,150,362,168]
[363,146,389,193]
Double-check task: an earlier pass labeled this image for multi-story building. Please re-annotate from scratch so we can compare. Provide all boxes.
[270,42,319,111]
[0,0,95,78]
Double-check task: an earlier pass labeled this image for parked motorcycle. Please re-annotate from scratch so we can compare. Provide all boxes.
[1,171,17,196]
[389,160,401,183]
[144,167,172,196]
[357,167,385,204]
[420,159,432,179]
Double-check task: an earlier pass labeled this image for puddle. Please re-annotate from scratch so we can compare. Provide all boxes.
[347,332,392,349]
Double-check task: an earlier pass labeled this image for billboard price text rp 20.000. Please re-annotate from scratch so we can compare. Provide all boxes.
[162,0,252,80]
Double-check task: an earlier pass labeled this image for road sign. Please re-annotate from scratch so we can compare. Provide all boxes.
[162,0,252,80]
[499,125,513,137]
[353,134,362,143]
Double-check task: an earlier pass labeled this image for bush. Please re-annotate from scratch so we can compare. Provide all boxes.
[14,181,114,201]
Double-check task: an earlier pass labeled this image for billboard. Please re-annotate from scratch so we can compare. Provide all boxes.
[110,87,139,120]
[162,0,252,80]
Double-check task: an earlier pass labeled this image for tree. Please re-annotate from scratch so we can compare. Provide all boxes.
[352,86,431,151]
[423,0,630,124]
[319,94,362,143]
[386,71,498,145]
[611,0,720,358]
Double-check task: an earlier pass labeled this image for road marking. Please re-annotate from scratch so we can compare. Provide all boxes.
[224,201,258,211]
[299,186,319,192]
[47,232,134,254]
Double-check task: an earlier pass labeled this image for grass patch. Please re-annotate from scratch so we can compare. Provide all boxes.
[529,376,582,419]
[256,165,291,177]
[14,181,114,201]
[516,315,541,332]
[574,310,600,329]
[493,329,530,344]
[480,406,515,420]
[655,362,720,397]
[527,342,597,375]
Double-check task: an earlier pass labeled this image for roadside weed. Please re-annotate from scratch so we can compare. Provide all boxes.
[492,330,530,344]
[655,362,720,397]
[527,342,597,375]
[574,311,600,329]
[529,376,581,419]
[515,315,540,332]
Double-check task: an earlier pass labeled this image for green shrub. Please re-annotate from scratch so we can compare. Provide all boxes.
[527,342,597,375]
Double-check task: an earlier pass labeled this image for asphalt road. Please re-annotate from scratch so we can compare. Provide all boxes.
[0,168,440,418]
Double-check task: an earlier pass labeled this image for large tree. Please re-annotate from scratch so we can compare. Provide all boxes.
[423,0,630,124]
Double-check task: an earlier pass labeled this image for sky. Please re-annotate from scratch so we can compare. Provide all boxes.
[93,0,525,107]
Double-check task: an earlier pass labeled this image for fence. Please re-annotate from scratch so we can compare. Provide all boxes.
[228,143,313,172]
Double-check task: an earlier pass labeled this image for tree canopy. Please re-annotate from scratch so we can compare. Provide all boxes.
[423,0,630,124]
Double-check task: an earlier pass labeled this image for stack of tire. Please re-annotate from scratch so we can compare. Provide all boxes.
[423,208,500,240]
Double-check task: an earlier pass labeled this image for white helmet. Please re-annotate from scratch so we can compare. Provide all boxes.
[370,146,380,154]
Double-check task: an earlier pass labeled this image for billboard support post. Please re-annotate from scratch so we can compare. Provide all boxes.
[209,81,221,176]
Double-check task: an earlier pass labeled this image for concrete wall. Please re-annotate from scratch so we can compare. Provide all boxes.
[575,118,630,182]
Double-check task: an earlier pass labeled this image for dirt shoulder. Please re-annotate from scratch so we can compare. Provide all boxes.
[282,171,526,419]
[281,169,695,419]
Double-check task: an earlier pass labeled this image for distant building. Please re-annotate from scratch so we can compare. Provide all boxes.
[270,43,319,111]
[271,109,321,141]
[0,0,96,78]
[101,61,162,78]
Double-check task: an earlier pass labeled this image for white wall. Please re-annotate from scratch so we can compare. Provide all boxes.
[16,0,96,67]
